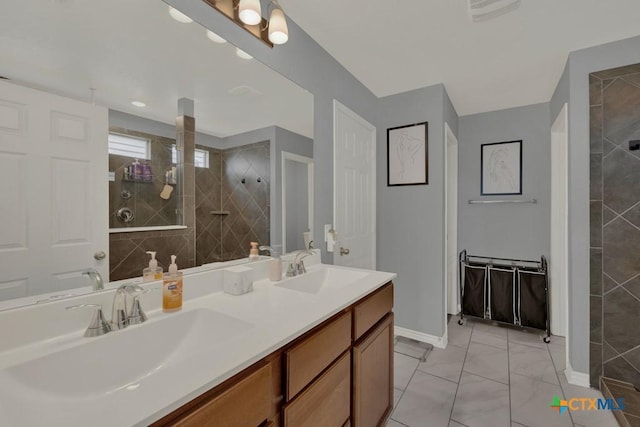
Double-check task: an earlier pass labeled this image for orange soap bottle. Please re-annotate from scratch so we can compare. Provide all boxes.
[163,255,183,312]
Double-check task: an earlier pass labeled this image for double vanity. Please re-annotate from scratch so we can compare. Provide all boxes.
[0,251,395,426]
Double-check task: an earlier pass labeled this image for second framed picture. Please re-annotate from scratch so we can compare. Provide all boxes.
[481,140,522,195]
[387,122,428,186]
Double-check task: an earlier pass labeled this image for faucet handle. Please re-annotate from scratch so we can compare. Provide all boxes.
[296,259,307,275]
[286,262,297,277]
[128,288,153,325]
[66,304,111,337]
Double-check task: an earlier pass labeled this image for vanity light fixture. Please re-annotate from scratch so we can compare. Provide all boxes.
[206,30,227,44]
[168,6,193,23]
[203,0,289,47]
[235,48,253,60]
[131,101,146,108]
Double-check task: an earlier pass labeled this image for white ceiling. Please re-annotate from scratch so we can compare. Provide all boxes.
[279,0,640,116]
[0,0,313,138]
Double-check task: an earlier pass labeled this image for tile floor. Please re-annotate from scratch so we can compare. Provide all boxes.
[387,317,620,427]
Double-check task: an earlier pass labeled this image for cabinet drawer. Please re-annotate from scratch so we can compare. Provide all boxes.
[285,311,352,400]
[173,362,271,427]
[284,352,351,427]
[353,282,393,340]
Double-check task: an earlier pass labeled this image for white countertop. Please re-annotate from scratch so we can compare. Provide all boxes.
[0,260,395,426]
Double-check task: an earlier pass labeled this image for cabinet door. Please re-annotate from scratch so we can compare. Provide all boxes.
[352,313,393,427]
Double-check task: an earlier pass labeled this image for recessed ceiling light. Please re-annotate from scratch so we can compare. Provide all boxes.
[169,6,193,23]
[131,101,146,108]
[206,30,227,44]
[235,48,253,60]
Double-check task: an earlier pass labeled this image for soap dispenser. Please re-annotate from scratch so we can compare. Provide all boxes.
[143,251,163,282]
[249,242,260,260]
[163,255,183,312]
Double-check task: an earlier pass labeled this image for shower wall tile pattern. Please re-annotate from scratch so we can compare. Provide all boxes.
[590,63,640,388]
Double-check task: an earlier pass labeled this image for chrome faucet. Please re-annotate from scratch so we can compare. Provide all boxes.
[82,268,104,291]
[67,284,149,337]
[111,284,146,330]
[287,249,313,277]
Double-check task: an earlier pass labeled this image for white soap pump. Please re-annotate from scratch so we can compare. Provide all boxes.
[143,251,163,281]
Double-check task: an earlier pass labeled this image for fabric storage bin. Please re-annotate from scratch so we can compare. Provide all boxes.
[462,264,487,319]
[488,267,516,324]
[518,269,547,330]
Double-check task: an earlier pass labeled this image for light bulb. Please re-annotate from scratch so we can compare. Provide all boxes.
[206,30,227,44]
[169,7,193,23]
[238,0,261,25]
[268,7,288,45]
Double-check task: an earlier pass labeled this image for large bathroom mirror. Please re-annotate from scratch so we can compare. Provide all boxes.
[0,0,313,303]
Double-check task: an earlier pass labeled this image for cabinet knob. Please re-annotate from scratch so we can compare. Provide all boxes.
[94,251,106,260]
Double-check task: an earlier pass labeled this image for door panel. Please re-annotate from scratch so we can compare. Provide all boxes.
[0,80,108,299]
[333,101,376,269]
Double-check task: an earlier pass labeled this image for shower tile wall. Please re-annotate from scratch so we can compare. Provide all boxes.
[195,145,223,265]
[220,141,270,261]
[108,127,178,228]
[590,63,640,388]
[109,116,195,281]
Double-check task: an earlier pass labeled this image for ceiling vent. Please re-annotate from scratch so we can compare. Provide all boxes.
[468,0,521,22]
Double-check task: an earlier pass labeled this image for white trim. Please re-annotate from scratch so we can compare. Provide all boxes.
[109,225,188,234]
[444,122,459,318]
[395,326,447,349]
[564,363,590,388]
[281,151,314,253]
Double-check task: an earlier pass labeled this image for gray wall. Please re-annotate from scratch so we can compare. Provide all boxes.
[165,0,379,265]
[377,84,449,338]
[284,160,310,251]
[550,34,640,375]
[458,103,551,260]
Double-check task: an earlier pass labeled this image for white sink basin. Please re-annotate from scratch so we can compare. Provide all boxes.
[275,266,368,294]
[2,308,252,397]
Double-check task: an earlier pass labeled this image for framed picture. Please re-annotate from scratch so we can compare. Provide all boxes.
[481,140,522,195]
[387,122,428,186]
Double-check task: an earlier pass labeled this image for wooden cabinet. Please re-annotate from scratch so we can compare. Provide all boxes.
[154,282,394,427]
[352,313,394,427]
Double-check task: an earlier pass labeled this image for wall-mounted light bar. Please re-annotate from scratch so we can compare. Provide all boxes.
[202,0,274,48]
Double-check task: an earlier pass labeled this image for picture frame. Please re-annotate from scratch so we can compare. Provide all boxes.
[387,121,428,186]
[481,140,522,195]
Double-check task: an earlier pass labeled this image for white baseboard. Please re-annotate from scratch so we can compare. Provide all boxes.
[565,363,590,388]
[395,326,447,349]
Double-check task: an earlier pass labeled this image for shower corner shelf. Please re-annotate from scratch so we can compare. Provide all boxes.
[123,177,155,183]
[211,211,230,216]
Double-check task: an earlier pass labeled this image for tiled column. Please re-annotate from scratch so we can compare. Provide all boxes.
[177,98,196,268]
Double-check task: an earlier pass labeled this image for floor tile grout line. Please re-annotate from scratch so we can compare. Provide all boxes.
[460,369,510,386]
[448,320,475,423]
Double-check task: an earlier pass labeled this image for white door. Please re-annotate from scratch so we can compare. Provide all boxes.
[445,123,459,315]
[550,103,569,337]
[333,100,376,269]
[0,80,109,300]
